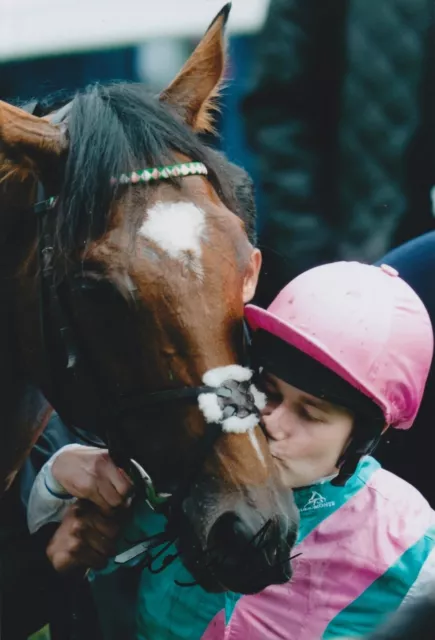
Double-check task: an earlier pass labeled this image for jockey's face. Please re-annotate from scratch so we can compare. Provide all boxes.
[261,372,354,488]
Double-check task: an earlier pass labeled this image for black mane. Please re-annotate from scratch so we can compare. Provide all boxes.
[35,82,255,253]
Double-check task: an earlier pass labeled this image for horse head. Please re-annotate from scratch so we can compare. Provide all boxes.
[0,4,298,593]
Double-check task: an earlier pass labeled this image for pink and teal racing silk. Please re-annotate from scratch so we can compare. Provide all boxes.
[29,453,435,639]
[203,456,435,640]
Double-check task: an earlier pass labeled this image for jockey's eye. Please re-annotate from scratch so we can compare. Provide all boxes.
[296,403,323,423]
[259,375,282,405]
[258,373,273,391]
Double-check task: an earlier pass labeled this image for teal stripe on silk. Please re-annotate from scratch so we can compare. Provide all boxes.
[136,553,224,640]
[294,456,379,545]
[92,500,225,640]
[323,524,435,639]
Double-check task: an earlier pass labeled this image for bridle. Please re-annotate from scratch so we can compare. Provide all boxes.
[27,103,263,517]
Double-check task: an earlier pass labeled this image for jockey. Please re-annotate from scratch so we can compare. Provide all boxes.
[27,261,435,640]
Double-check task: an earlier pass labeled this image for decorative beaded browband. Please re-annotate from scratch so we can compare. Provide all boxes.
[116,161,207,185]
[34,161,208,214]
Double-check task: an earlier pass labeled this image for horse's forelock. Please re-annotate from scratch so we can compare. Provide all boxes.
[49,82,254,256]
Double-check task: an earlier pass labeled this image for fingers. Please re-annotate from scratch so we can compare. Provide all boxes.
[47,502,123,574]
[103,462,134,501]
[93,478,127,514]
[75,502,120,556]
[48,539,109,573]
[84,504,123,540]
[93,471,132,515]
[51,447,134,514]
[79,526,117,559]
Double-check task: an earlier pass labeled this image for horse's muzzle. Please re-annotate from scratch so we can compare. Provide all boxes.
[177,486,299,594]
[206,510,297,593]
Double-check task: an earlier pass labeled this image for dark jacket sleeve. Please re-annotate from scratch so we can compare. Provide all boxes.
[242,0,346,304]
[364,590,435,640]
[1,413,93,581]
[0,416,103,639]
[374,232,435,508]
[18,412,90,508]
[0,414,81,587]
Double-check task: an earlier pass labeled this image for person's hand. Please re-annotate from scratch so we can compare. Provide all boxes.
[51,446,133,514]
[47,500,123,573]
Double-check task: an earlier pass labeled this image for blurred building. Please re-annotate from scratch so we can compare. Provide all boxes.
[0,0,267,175]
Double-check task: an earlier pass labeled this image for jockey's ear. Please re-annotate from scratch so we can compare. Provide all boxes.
[243,248,262,304]
[159,3,231,133]
[0,100,67,181]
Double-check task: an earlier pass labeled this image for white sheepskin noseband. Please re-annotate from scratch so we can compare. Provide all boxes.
[198,365,266,434]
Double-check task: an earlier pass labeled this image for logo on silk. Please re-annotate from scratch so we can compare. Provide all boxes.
[300,490,335,512]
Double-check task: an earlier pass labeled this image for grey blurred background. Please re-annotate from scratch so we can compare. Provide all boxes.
[2,0,435,306]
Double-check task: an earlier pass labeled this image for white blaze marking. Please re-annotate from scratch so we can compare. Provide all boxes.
[139,201,206,275]
[249,429,266,467]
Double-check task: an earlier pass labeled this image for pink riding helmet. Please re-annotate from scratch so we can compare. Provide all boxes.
[245,262,433,429]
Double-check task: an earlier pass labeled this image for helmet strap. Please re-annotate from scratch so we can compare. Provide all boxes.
[331,418,384,486]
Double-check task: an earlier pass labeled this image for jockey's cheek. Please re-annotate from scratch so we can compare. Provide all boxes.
[258,377,355,487]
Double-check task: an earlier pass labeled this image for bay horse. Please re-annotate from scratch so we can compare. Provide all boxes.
[0,4,298,594]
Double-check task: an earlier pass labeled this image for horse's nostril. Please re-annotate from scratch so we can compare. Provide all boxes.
[208,512,283,561]
[204,511,294,593]
[208,512,251,555]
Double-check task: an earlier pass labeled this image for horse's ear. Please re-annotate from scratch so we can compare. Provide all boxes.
[159,3,231,133]
[0,100,67,179]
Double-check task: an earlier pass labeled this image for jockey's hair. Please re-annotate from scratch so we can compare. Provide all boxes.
[228,158,257,246]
